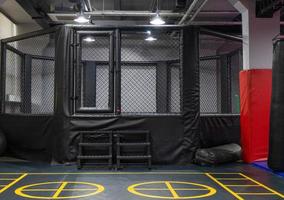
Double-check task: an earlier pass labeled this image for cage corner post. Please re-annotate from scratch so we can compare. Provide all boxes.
[182,26,201,162]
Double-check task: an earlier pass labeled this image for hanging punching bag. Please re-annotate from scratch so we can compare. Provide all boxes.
[268,39,284,171]
[0,130,6,156]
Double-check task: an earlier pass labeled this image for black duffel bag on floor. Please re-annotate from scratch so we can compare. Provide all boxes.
[194,143,242,166]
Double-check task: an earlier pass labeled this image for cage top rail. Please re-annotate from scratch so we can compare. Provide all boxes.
[1,24,243,45]
[1,26,59,44]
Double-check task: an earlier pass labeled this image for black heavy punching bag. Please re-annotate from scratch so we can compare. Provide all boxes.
[269,39,284,171]
[0,130,6,156]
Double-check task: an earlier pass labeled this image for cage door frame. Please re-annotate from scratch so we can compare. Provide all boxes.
[74,31,114,114]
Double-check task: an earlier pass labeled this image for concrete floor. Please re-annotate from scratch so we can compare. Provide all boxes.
[0,162,283,199]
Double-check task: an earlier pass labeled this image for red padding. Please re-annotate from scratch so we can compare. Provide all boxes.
[239,69,272,163]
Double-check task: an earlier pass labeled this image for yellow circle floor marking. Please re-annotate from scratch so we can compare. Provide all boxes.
[15,181,104,199]
[128,181,216,199]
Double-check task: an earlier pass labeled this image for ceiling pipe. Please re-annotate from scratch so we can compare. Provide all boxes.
[49,10,239,18]
[83,0,92,12]
[48,10,184,18]
[49,18,242,26]
[201,28,242,42]
[178,0,199,25]
[187,0,209,23]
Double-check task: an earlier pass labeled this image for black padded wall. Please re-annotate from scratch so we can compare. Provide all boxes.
[200,114,240,148]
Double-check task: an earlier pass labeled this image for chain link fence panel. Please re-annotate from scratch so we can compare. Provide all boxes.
[200,34,242,114]
[4,33,55,114]
[79,35,111,111]
[120,31,181,114]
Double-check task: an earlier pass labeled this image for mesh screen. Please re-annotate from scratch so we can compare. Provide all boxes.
[169,64,181,113]
[5,50,22,113]
[79,35,111,111]
[200,58,219,113]
[81,36,109,61]
[199,34,242,114]
[120,31,181,114]
[4,33,55,114]
[31,59,54,114]
[230,50,242,114]
[121,64,156,113]
[8,34,55,57]
[81,63,110,110]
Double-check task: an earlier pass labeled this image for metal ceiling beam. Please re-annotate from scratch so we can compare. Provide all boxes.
[0,7,17,24]
[178,0,199,24]
[48,10,239,19]
[201,28,242,41]
[83,0,92,11]
[49,10,184,18]
[186,0,209,23]
[15,0,50,28]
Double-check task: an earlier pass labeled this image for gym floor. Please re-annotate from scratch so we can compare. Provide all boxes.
[0,162,283,199]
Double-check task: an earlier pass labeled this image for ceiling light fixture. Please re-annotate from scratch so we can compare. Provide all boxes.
[150,0,165,25]
[145,31,157,41]
[150,13,165,25]
[74,11,89,23]
[83,36,95,42]
[145,36,157,41]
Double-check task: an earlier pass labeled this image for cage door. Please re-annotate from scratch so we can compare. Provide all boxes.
[75,31,114,114]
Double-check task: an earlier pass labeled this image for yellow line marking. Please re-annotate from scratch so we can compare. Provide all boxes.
[135,188,209,191]
[205,173,244,200]
[216,178,247,180]
[52,182,68,198]
[0,173,27,194]
[128,181,216,199]
[0,172,204,175]
[239,173,284,198]
[237,193,276,195]
[0,172,245,175]
[165,181,180,198]
[225,185,259,187]
[208,173,242,174]
[22,188,97,192]
[15,181,105,199]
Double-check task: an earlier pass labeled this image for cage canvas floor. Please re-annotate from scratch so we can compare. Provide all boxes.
[0,162,283,199]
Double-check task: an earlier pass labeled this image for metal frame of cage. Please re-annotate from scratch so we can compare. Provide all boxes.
[0,27,57,115]
[0,25,186,117]
[0,25,242,117]
[0,25,243,164]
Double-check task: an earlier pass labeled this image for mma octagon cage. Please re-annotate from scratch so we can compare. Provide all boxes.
[0,25,242,164]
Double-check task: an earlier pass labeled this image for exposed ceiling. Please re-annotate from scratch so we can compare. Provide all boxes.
[0,0,34,24]
[48,0,240,24]
[0,0,243,33]
[2,0,240,26]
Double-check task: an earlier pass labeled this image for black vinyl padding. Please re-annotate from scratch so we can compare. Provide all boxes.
[194,143,241,165]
